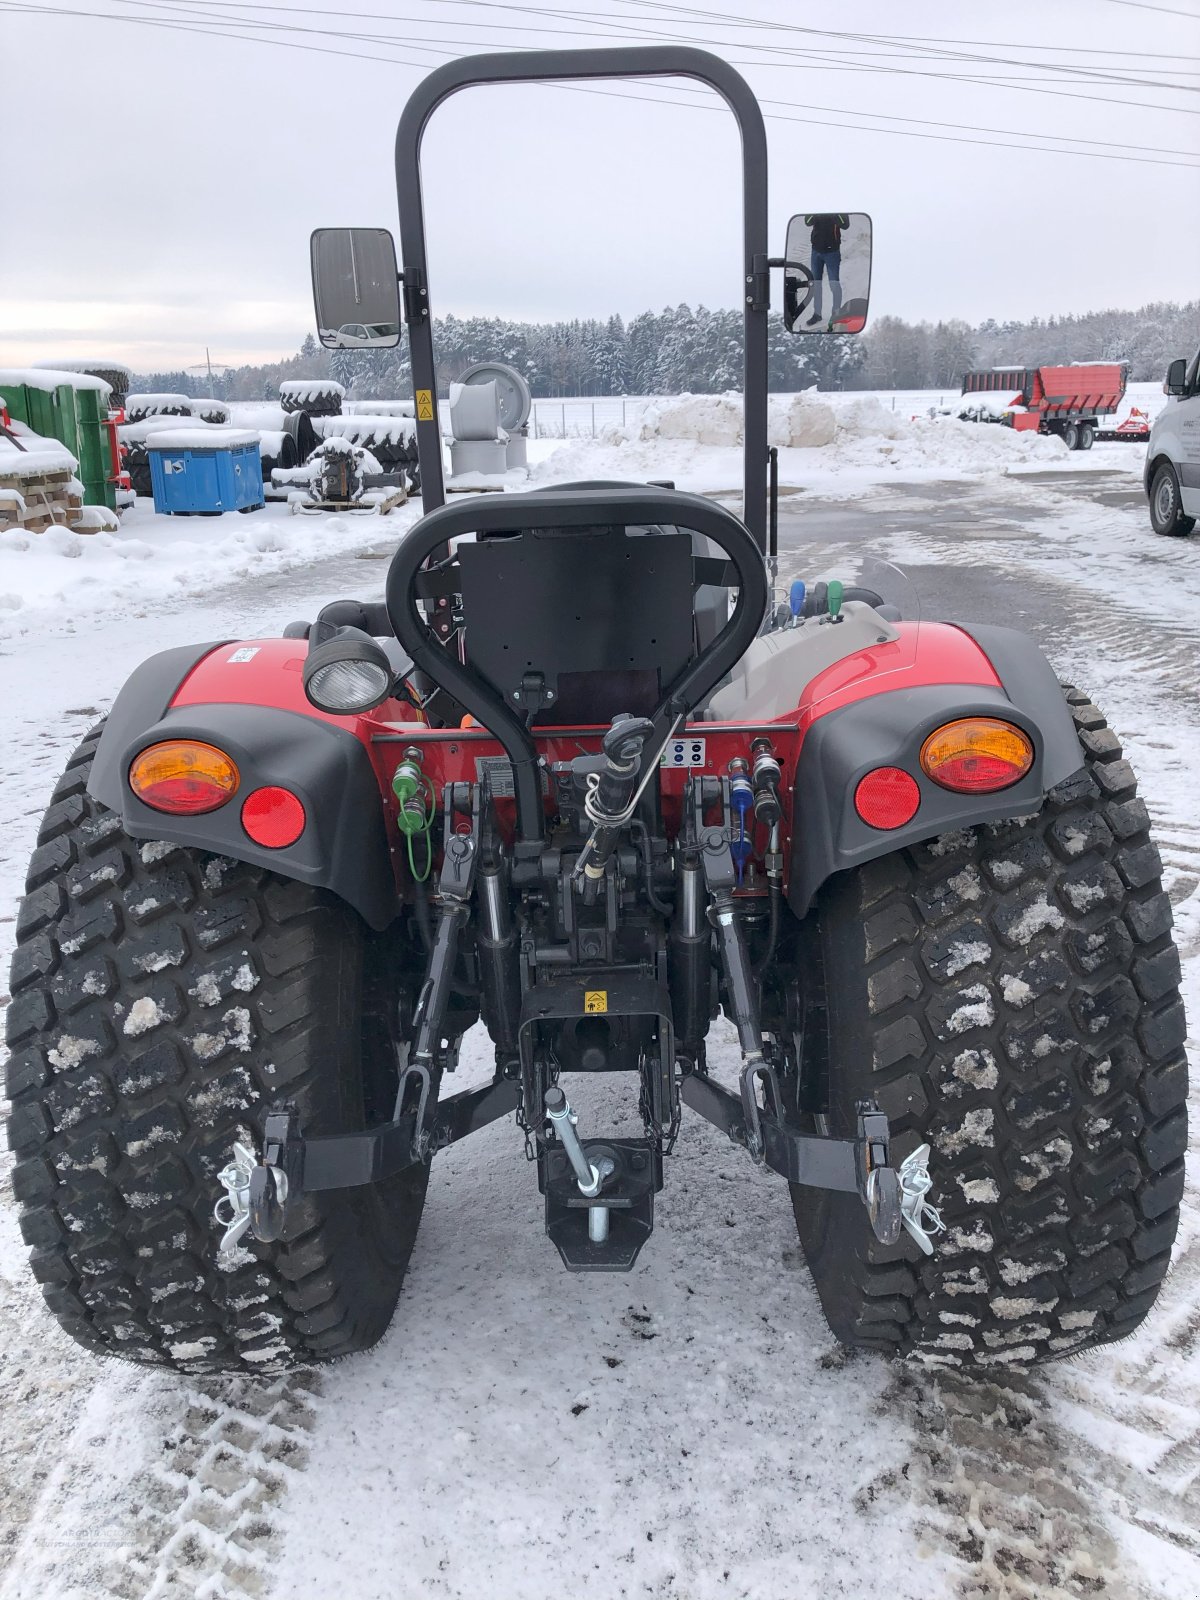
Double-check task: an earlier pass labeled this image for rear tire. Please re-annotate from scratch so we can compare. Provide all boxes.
[1062,422,1079,451]
[1149,463,1196,537]
[787,687,1187,1366]
[5,724,428,1374]
[1078,422,1094,451]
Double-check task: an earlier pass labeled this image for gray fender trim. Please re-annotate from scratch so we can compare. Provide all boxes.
[950,623,1083,790]
[788,669,1084,916]
[89,680,400,931]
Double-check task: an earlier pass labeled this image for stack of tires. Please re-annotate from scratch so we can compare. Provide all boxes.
[279,381,344,417]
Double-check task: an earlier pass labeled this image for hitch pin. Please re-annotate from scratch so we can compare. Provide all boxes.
[544,1086,615,1243]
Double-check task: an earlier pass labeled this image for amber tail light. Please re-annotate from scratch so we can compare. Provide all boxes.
[920,718,1033,794]
[129,740,239,814]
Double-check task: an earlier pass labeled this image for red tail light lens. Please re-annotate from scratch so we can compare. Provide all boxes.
[921,718,1034,793]
[129,740,239,814]
[241,786,305,848]
[855,767,921,830]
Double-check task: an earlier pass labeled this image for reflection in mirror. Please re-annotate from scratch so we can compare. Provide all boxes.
[310,228,402,349]
[782,213,872,336]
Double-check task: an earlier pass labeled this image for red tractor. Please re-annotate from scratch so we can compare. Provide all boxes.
[6,49,1185,1374]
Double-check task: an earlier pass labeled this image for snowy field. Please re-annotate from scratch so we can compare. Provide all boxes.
[1,394,1197,1600]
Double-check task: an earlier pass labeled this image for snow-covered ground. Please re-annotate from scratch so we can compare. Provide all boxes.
[0,387,1151,646]
[0,398,1196,1600]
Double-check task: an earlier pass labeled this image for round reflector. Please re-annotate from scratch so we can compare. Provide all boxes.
[129,740,239,815]
[241,786,305,848]
[921,718,1034,794]
[855,767,921,830]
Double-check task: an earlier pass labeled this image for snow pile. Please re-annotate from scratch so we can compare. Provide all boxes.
[143,428,260,451]
[227,401,287,430]
[0,366,111,398]
[279,379,345,404]
[0,419,78,476]
[640,392,745,447]
[533,388,1069,495]
[0,495,420,642]
[769,392,837,448]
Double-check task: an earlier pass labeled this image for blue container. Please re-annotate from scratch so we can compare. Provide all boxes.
[148,433,264,514]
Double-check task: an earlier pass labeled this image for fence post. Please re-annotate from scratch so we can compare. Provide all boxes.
[561,402,566,438]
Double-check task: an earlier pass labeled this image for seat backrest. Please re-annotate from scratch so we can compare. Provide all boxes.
[455,525,695,724]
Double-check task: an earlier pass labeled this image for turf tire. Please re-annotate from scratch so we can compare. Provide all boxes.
[5,723,429,1373]
[788,686,1187,1366]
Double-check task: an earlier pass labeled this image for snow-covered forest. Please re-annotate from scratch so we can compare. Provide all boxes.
[134,298,1198,402]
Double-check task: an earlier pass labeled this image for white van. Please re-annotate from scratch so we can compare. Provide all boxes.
[1146,348,1200,536]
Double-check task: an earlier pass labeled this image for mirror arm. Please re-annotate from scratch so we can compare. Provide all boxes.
[402,265,428,326]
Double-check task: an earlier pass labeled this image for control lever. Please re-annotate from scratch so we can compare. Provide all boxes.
[572,713,655,905]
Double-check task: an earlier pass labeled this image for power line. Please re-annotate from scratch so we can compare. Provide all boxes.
[122,0,1200,91]
[604,0,1200,104]
[127,0,1200,114]
[4,0,1199,168]
[1100,0,1200,18]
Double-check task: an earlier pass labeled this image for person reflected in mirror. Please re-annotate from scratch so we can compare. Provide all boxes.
[804,213,848,330]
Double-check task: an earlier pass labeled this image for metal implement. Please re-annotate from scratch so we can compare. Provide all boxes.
[544,1085,616,1241]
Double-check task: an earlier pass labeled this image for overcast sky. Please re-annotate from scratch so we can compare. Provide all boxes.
[1,0,1198,372]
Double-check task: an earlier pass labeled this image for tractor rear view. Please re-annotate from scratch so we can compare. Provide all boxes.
[5,48,1186,1376]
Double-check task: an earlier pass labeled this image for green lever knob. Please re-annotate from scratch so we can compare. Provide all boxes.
[827,579,844,621]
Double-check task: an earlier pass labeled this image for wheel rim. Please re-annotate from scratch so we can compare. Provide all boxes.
[1156,478,1175,522]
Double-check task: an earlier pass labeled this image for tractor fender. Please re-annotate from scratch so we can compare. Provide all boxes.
[787,626,1084,916]
[87,644,402,931]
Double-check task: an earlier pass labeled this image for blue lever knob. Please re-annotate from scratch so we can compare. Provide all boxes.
[789,579,806,618]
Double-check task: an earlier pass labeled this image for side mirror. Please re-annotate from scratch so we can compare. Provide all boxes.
[781,213,872,335]
[1164,357,1187,397]
[310,228,402,350]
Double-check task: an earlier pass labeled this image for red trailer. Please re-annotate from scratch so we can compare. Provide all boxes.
[960,362,1127,450]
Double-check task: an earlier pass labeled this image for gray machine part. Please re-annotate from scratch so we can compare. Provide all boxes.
[458,361,532,432]
[449,440,509,475]
[455,363,532,471]
[448,380,504,441]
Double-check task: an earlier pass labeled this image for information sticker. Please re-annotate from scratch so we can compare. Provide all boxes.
[661,737,706,768]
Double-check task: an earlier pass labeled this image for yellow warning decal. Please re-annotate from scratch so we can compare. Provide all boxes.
[584,990,608,1014]
[416,389,434,421]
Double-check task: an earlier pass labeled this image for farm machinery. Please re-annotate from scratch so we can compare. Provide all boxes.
[959,362,1134,449]
[6,48,1185,1374]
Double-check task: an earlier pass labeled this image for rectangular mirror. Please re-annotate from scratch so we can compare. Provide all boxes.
[782,213,872,335]
[310,228,402,349]
[1164,356,1187,396]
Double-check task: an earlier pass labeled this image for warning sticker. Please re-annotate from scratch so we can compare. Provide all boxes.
[416,388,434,421]
[584,990,608,1014]
[227,646,260,663]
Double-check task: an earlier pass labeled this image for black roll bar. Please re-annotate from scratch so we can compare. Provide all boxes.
[394,48,770,551]
[384,488,770,841]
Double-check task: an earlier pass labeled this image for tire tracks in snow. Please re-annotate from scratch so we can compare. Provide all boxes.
[0,1369,320,1600]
